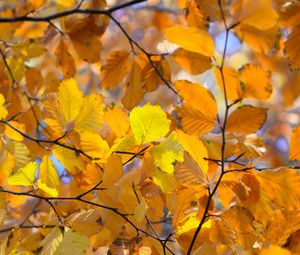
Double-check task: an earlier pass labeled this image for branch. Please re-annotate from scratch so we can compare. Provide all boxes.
[0,0,147,23]
[187,1,232,253]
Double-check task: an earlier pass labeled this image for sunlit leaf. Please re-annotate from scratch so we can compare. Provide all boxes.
[130,103,171,144]
[8,161,37,186]
[176,130,208,174]
[165,25,214,56]
[58,78,83,123]
[240,64,272,100]
[38,155,59,197]
[0,93,8,120]
[227,105,267,134]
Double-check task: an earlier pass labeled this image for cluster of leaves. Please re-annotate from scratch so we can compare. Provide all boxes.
[0,0,300,254]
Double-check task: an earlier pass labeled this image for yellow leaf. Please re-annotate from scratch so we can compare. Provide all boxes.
[165,25,214,57]
[240,64,272,100]
[0,93,8,120]
[52,146,83,174]
[150,132,184,174]
[215,66,242,101]
[101,51,131,89]
[38,155,59,197]
[74,94,104,132]
[130,103,170,144]
[290,125,300,160]
[38,181,58,197]
[104,106,130,137]
[80,131,111,162]
[58,78,83,123]
[176,130,208,174]
[227,105,267,134]
[259,246,291,255]
[4,121,26,141]
[68,209,102,236]
[153,168,177,193]
[40,227,63,255]
[176,212,203,236]
[55,37,76,78]
[8,161,37,186]
[172,48,212,75]
[134,197,147,223]
[0,146,15,181]
[55,0,75,7]
[7,141,31,167]
[55,228,90,255]
[69,30,101,63]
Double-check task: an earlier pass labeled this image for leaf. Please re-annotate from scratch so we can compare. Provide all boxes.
[215,66,242,101]
[55,37,76,78]
[100,51,131,89]
[265,210,300,246]
[40,227,63,255]
[284,26,300,70]
[259,246,291,255]
[134,197,147,223]
[239,64,272,100]
[238,0,278,30]
[74,94,104,132]
[8,161,37,186]
[55,228,90,255]
[209,218,237,250]
[104,106,130,137]
[4,121,26,141]
[80,131,111,162]
[235,24,278,53]
[38,181,58,197]
[102,154,123,187]
[130,103,170,144]
[175,80,217,135]
[38,155,59,197]
[172,48,212,75]
[122,60,145,110]
[69,30,101,63]
[174,154,206,188]
[142,56,171,92]
[226,105,267,134]
[68,209,102,236]
[176,212,201,236]
[164,25,214,57]
[290,125,300,160]
[177,105,216,135]
[58,78,83,123]
[0,93,8,120]
[176,130,208,174]
[150,132,184,174]
[52,146,84,174]
[153,168,177,193]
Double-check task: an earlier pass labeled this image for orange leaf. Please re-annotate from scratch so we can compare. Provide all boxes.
[227,105,267,134]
